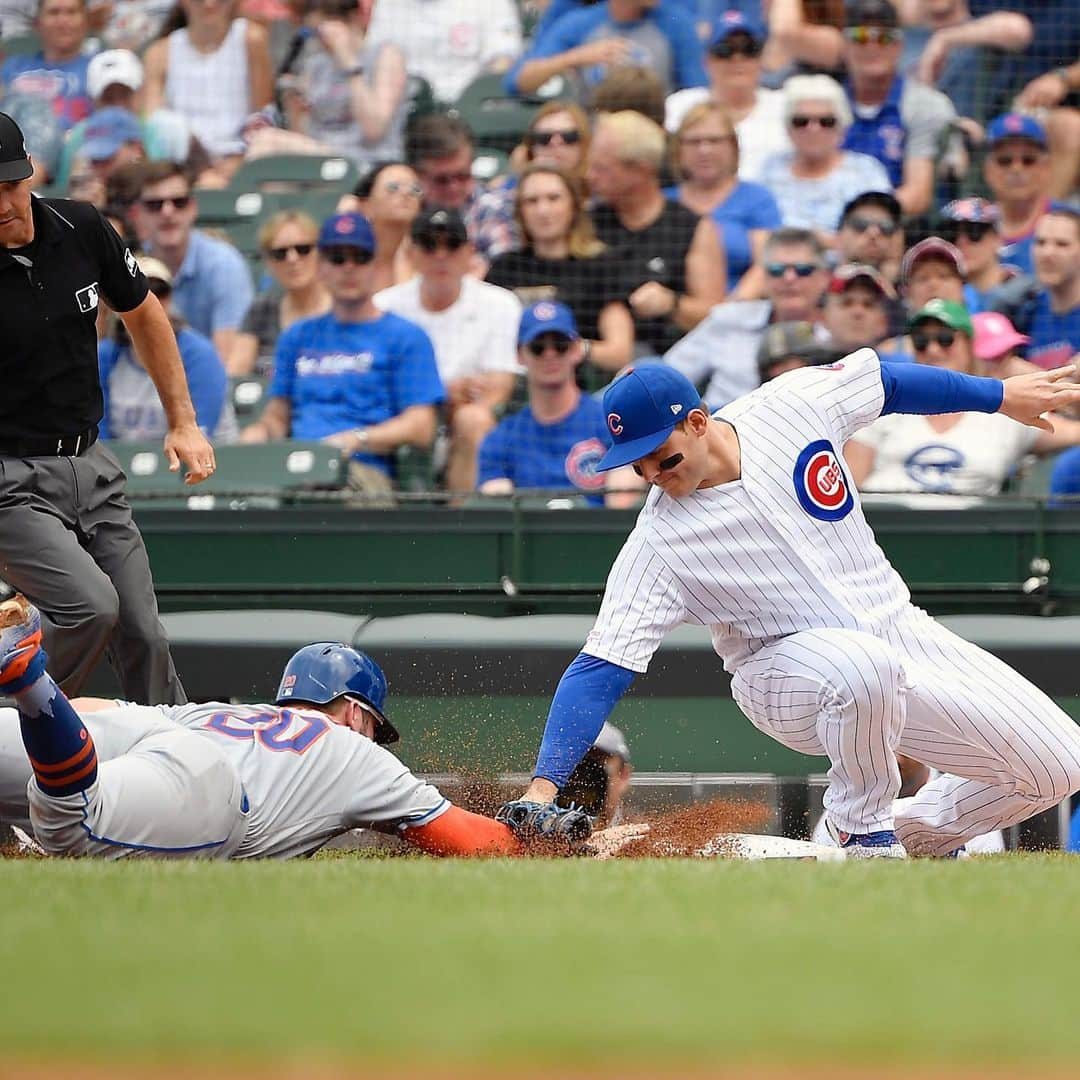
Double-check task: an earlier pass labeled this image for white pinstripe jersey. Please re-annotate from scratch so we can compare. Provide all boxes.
[584,348,911,674]
[162,702,449,859]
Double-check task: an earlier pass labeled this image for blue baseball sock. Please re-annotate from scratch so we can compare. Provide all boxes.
[16,671,98,798]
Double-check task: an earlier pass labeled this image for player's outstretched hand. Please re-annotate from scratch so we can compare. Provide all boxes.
[495,799,594,849]
[1000,364,1080,432]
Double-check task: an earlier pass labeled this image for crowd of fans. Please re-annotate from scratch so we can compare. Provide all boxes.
[8,0,1080,503]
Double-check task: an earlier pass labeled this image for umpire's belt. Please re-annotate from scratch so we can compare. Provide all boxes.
[0,428,98,458]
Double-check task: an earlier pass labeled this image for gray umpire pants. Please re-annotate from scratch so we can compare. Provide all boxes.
[0,442,185,704]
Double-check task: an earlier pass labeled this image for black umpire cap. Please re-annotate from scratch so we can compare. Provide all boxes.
[0,113,34,183]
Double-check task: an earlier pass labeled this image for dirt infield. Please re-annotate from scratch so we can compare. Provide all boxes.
[613,796,771,857]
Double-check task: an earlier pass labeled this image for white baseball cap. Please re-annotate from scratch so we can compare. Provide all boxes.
[87,50,144,100]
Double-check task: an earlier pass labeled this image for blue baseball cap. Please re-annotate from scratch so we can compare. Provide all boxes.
[518,300,579,345]
[596,365,703,472]
[986,113,1047,150]
[709,10,764,49]
[318,211,376,253]
[82,107,143,161]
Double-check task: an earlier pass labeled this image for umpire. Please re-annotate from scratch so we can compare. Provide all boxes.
[0,113,216,704]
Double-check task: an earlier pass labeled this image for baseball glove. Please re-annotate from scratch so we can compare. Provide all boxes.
[495,800,594,846]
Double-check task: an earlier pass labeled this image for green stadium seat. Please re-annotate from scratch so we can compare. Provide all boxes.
[405,73,437,117]
[230,375,271,427]
[229,154,358,195]
[1,32,41,57]
[452,73,544,154]
[112,440,345,507]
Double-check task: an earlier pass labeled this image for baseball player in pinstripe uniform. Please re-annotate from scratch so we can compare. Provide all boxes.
[499,351,1080,856]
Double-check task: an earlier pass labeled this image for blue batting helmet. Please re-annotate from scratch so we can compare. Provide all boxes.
[275,642,398,745]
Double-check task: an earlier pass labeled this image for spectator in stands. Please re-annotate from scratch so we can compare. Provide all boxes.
[375,208,521,496]
[759,75,892,239]
[982,114,1058,277]
[1024,208,1080,371]
[835,191,906,333]
[665,11,790,182]
[99,254,235,444]
[972,311,1031,378]
[69,107,146,185]
[591,63,667,128]
[506,0,706,99]
[2,90,64,185]
[54,49,183,190]
[756,319,838,384]
[588,110,726,357]
[0,0,95,131]
[487,163,635,382]
[227,210,330,377]
[769,0,955,216]
[245,0,408,169]
[135,162,254,359]
[666,102,781,297]
[142,0,272,177]
[900,236,966,312]
[822,263,898,355]
[341,161,423,294]
[1015,57,1080,201]
[836,191,902,277]
[364,0,521,105]
[477,301,636,507]
[406,112,505,270]
[664,225,830,406]
[468,101,593,266]
[905,1,1032,123]
[846,298,1080,495]
[242,212,444,501]
[939,197,1032,316]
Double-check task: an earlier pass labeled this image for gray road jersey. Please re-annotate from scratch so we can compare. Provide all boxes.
[163,701,448,858]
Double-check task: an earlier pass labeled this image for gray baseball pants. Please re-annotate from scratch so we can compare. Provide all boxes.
[0,442,185,703]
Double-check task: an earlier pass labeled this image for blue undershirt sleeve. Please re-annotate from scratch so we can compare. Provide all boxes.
[879,360,1003,416]
[533,652,637,789]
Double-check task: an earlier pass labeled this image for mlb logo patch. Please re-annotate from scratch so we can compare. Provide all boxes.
[793,439,854,522]
[281,674,296,696]
[75,282,99,313]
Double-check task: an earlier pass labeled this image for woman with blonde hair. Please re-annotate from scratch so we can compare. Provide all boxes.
[227,209,330,376]
[487,163,634,382]
[666,101,780,297]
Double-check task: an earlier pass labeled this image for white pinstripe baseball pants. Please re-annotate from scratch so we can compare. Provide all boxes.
[730,607,1080,855]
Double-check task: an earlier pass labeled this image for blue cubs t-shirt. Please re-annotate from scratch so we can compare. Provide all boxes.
[477,394,611,506]
[1025,293,1080,371]
[270,311,444,474]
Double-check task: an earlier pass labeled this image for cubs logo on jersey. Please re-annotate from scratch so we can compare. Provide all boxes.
[793,439,854,521]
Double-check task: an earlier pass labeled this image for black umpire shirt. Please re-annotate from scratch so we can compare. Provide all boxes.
[0,195,149,441]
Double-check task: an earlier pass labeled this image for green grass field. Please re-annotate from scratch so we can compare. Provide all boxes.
[1,855,1077,1075]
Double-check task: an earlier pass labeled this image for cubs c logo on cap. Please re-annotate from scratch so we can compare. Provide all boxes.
[533,301,557,321]
[608,413,623,435]
[793,439,854,521]
[335,217,355,234]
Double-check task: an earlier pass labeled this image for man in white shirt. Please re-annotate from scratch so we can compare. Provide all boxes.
[375,207,521,494]
[364,0,521,104]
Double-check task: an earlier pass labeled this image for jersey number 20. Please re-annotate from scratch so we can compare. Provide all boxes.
[203,710,330,755]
